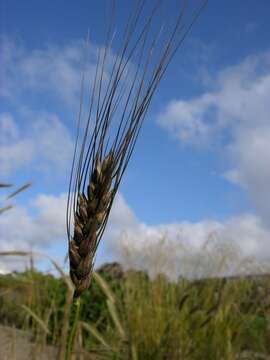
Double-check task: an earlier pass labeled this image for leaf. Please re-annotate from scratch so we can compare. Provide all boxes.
[131,345,138,360]
[93,271,115,304]
[0,183,13,188]
[0,205,13,215]
[81,321,111,350]
[50,258,74,293]
[106,299,125,340]
[21,305,50,334]
[0,251,30,256]
[7,182,32,199]
[92,272,126,340]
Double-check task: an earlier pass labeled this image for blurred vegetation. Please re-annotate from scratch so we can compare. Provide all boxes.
[0,259,270,359]
[0,181,31,214]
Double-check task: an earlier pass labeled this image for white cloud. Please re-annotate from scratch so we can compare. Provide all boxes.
[105,195,270,279]
[0,110,74,177]
[31,193,68,239]
[0,37,83,178]
[158,52,270,144]
[0,36,120,109]
[158,51,270,225]
[157,94,215,145]
[225,125,270,222]
[0,192,67,271]
[0,37,132,178]
[0,37,93,105]
[0,193,67,249]
[0,191,269,276]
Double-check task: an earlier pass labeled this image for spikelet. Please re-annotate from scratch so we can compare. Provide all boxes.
[69,152,114,298]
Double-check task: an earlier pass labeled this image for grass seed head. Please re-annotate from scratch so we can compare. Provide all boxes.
[69,154,115,298]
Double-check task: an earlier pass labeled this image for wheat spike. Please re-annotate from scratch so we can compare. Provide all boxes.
[67,0,207,298]
[69,152,115,298]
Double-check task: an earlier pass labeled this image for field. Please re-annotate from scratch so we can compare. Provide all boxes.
[1,2,270,359]
[0,259,270,359]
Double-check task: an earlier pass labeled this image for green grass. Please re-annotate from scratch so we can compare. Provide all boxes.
[0,261,270,359]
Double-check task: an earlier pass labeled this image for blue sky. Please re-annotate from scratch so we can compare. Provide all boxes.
[1,1,270,277]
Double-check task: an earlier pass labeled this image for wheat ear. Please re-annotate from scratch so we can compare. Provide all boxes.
[67,0,207,299]
[69,153,115,298]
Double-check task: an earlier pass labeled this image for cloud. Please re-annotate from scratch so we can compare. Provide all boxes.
[0,110,74,177]
[0,37,93,105]
[0,36,122,109]
[0,113,33,175]
[0,37,134,178]
[0,193,67,250]
[105,195,270,279]
[0,191,269,276]
[0,192,67,272]
[224,125,270,223]
[158,51,270,225]
[157,94,216,145]
[158,51,270,143]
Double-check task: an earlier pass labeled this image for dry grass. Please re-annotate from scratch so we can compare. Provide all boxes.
[0,249,270,359]
[0,181,31,214]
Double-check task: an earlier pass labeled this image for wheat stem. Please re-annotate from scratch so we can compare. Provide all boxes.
[66,298,81,360]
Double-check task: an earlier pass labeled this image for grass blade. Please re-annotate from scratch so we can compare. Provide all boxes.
[49,258,74,292]
[81,321,111,350]
[7,182,32,199]
[106,299,125,340]
[0,183,13,188]
[0,205,13,215]
[93,272,126,339]
[21,305,50,335]
[93,271,115,304]
[0,251,30,256]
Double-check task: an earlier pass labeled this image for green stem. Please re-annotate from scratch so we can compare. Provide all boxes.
[66,297,81,360]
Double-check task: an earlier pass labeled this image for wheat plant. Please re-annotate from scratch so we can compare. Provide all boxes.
[66,0,207,299]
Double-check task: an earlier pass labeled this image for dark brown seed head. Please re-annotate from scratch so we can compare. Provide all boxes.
[69,153,115,298]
